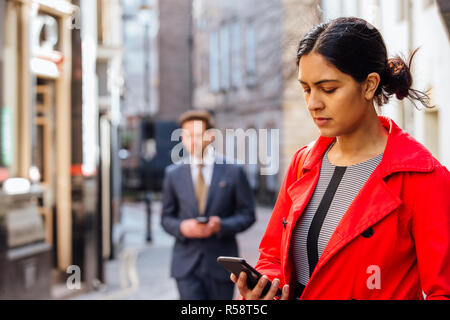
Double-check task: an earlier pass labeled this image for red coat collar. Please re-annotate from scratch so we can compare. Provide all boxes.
[302,116,435,177]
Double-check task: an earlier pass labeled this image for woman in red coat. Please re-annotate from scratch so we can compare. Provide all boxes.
[231,17,450,300]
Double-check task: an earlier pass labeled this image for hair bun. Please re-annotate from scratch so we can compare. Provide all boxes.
[383,57,413,100]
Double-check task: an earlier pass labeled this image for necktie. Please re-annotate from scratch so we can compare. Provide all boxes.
[195,163,208,215]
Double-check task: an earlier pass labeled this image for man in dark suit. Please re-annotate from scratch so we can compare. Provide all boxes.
[161,110,256,300]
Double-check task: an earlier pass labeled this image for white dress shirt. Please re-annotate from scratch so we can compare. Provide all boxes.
[189,145,215,188]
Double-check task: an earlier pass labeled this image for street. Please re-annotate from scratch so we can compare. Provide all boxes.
[73,199,273,300]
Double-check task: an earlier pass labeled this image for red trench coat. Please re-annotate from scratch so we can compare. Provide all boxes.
[255,116,450,300]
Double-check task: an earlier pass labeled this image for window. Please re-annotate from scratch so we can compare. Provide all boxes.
[342,0,359,16]
[360,0,381,27]
[423,0,434,8]
[209,30,220,93]
[423,88,439,159]
[424,108,440,159]
[0,106,12,168]
[398,0,410,21]
[245,20,257,86]
[321,0,343,22]
[231,20,242,88]
[219,24,230,91]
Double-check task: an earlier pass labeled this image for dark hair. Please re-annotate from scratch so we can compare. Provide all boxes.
[179,109,215,129]
[296,17,431,108]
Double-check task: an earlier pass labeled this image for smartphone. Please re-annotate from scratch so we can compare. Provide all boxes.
[217,256,282,298]
[196,216,209,224]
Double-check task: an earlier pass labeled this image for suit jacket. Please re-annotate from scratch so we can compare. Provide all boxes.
[161,156,256,280]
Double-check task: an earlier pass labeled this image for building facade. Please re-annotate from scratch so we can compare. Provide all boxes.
[1,0,75,298]
[0,0,124,298]
[157,0,193,120]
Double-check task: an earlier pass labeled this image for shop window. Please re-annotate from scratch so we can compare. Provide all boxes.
[0,106,12,182]
[34,78,56,245]
[97,60,109,98]
[0,0,17,183]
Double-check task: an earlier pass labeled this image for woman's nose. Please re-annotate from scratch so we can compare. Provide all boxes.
[307,92,325,112]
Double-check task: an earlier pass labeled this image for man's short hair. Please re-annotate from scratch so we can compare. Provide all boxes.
[178,109,215,129]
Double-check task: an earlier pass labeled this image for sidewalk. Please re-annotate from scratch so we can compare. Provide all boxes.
[72,200,273,300]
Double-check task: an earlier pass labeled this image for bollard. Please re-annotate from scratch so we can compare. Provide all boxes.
[144,192,152,242]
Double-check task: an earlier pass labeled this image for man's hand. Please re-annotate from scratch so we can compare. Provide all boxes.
[180,217,221,239]
[207,216,221,235]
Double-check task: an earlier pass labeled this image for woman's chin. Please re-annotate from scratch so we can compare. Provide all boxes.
[317,128,337,138]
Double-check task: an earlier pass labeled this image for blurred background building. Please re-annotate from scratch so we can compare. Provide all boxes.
[120,0,183,202]
[191,0,321,204]
[0,0,448,299]
[0,0,124,298]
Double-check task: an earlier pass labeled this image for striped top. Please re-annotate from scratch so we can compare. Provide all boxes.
[290,144,383,286]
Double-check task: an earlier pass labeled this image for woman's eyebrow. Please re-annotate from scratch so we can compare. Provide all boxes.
[298,79,340,85]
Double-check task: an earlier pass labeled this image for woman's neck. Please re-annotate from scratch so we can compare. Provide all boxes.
[328,111,388,166]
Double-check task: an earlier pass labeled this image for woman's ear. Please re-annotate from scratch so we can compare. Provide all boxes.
[363,72,381,101]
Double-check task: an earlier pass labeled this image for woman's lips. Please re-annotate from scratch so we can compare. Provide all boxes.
[314,118,332,126]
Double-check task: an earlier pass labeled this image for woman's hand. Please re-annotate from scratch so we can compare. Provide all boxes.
[230,272,289,300]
